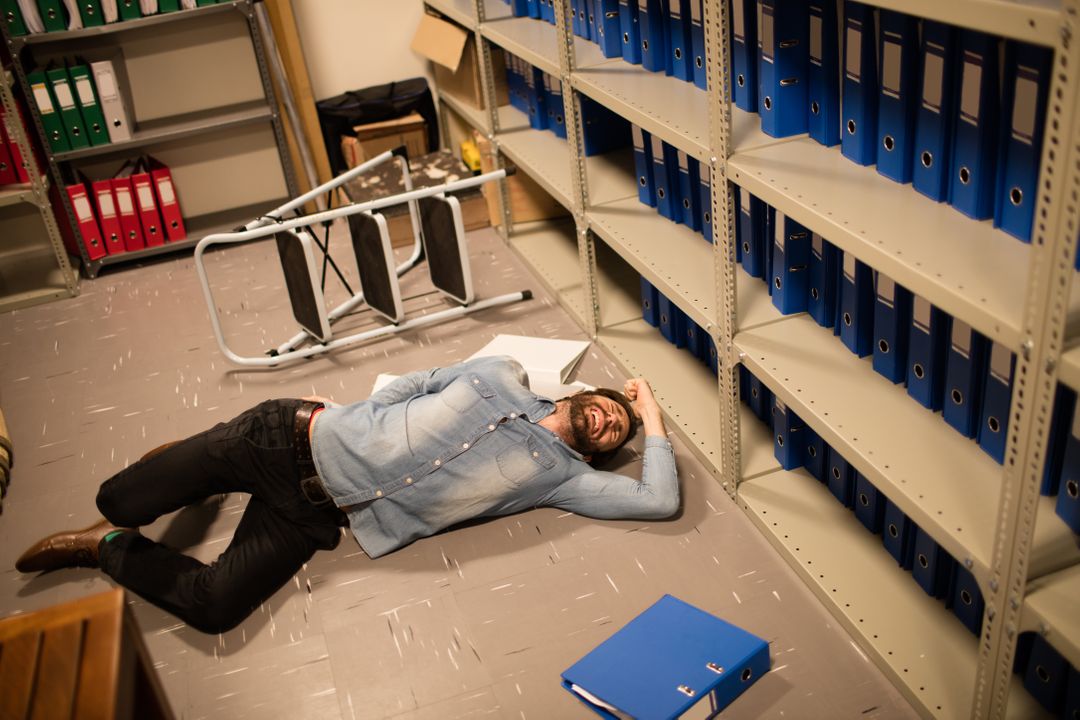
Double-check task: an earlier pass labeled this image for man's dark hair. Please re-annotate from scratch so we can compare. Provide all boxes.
[561,388,640,467]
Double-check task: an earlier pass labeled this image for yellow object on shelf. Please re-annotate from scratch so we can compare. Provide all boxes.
[460,139,482,174]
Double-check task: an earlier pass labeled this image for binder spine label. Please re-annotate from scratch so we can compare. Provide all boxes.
[876,274,895,305]
[842,251,855,281]
[136,183,154,208]
[116,188,133,213]
[1011,68,1039,144]
[632,125,644,151]
[922,48,945,112]
[32,84,54,114]
[98,192,116,218]
[845,23,862,81]
[157,179,175,204]
[760,5,773,62]
[881,38,902,99]
[959,51,984,126]
[72,193,94,221]
[812,233,823,257]
[913,296,931,332]
[809,13,822,65]
[990,342,1012,384]
[52,81,75,110]
[74,76,94,105]
[952,320,972,358]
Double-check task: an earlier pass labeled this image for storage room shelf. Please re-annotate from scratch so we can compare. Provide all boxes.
[0,185,37,208]
[53,101,273,162]
[738,467,1045,720]
[11,0,246,47]
[735,265,806,332]
[507,219,588,327]
[0,244,73,312]
[727,138,1071,354]
[735,303,1080,595]
[596,318,740,481]
[1022,563,1080,669]
[497,112,574,209]
[855,0,1060,48]
[589,194,716,332]
[482,14,561,76]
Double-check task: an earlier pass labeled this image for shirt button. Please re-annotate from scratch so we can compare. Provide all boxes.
[375,490,383,497]
[405,477,413,485]
[488,424,496,431]
[532,451,539,458]
[462,442,469,449]
[434,459,441,466]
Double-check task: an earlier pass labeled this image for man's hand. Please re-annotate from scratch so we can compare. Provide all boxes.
[623,378,667,438]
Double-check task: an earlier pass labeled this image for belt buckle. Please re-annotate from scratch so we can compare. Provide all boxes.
[300,475,331,506]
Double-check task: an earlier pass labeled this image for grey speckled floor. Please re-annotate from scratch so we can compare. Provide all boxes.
[0,223,918,719]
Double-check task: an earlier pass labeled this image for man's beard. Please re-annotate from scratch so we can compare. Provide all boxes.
[567,393,597,453]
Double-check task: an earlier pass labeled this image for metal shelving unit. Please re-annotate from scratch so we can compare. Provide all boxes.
[1,0,298,279]
[425,0,1080,716]
[0,68,77,311]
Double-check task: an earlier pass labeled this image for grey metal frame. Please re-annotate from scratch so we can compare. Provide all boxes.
[423,0,1080,716]
[1,0,298,279]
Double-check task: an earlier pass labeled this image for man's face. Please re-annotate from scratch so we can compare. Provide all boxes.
[567,392,632,454]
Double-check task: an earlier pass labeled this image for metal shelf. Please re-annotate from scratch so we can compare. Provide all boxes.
[497,110,575,209]
[727,139,1065,354]
[1022,563,1080,669]
[10,0,248,47]
[589,193,716,333]
[482,14,561,76]
[438,89,493,135]
[0,185,37,208]
[738,466,1046,720]
[424,0,510,28]
[53,101,273,163]
[854,0,1060,48]
[0,243,74,312]
[735,304,1080,595]
[506,218,588,327]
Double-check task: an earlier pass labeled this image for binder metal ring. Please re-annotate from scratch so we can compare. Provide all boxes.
[774,277,782,290]
[777,434,785,447]
[737,74,745,87]
[696,57,704,69]
[921,151,933,168]
[743,241,751,254]
[832,466,841,480]
[623,32,630,43]
[643,40,650,51]
[811,287,819,300]
[879,339,890,354]
[704,212,711,223]
[811,101,820,115]
[1010,187,1023,206]
[741,668,753,681]
[952,389,963,405]
[883,135,895,151]
[961,589,974,606]
[913,363,925,379]
[847,119,857,135]
[1067,479,1078,498]
[674,49,683,60]
[988,416,1000,433]
[807,445,817,458]
[657,188,665,199]
[639,175,648,187]
[888,523,899,538]
[1036,665,1051,683]
[918,553,929,569]
[684,199,692,210]
[959,166,971,185]
[763,96,772,110]
[843,312,852,327]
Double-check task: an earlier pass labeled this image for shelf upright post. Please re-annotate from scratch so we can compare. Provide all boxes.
[973,3,1080,717]
[703,0,737,497]
[474,0,514,242]
[554,0,599,337]
[0,69,78,297]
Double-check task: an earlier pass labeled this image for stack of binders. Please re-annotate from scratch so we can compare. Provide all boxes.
[632,123,713,243]
[0,96,39,186]
[640,276,718,375]
[1,0,231,34]
[60,155,186,261]
[738,363,988,637]
[26,55,133,155]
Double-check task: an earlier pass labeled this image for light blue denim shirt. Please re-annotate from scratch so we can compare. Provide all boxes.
[311,355,679,557]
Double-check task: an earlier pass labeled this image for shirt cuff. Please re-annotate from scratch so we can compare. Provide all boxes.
[643,435,673,451]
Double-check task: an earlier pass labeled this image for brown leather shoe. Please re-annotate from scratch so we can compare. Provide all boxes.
[15,518,126,573]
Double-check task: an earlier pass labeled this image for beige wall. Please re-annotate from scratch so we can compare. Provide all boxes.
[291,1,432,101]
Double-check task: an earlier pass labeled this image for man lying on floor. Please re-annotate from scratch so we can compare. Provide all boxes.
[16,355,679,633]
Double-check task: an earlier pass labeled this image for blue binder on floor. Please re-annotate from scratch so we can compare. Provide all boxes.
[638,0,668,73]
[912,527,954,598]
[668,0,693,82]
[948,30,1000,220]
[730,0,757,111]
[854,472,884,533]
[619,0,643,63]
[840,1,878,166]
[808,234,838,328]
[978,342,1015,464]
[906,296,950,411]
[876,9,919,183]
[690,0,706,90]
[827,448,855,507]
[994,41,1053,242]
[912,21,959,202]
[771,211,811,315]
[633,125,657,207]
[883,499,916,569]
[838,251,874,357]
[758,0,809,138]
[942,320,988,438]
[804,428,827,482]
[949,564,984,636]
[872,272,912,384]
[772,397,805,470]
[807,0,840,147]
[562,595,770,720]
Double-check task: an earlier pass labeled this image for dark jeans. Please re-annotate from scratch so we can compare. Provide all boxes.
[96,399,344,634]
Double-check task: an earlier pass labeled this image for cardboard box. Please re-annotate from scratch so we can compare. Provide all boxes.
[411,12,508,110]
[341,113,428,168]
[475,131,569,226]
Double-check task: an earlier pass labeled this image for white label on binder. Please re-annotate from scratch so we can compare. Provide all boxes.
[774,211,785,249]
[913,296,931,333]
[761,8,774,61]
[952,320,972,358]
[74,76,95,105]
[882,39,902,98]
[922,50,944,112]
[157,178,175,204]
[809,14,822,64]
[97,192,116,217]
[876,274,895,303]
[691,0,702,24]
[740,187,750,213]
[1012,70,1039,144]
[843,251,855,281]
[960,52,983,126]
[812,233,823,258]
[32,84,54,113]
[731,0,744,40]
[94,68,117,99]
[73,194,94,220]
[990,342,1012,384]
[650,134,663,159]
[136,183,154,208]
[632,125,644,151]
[116,187,134,213]
[53,81,75,110]
[678,150,689,172]
[845,25,862,80]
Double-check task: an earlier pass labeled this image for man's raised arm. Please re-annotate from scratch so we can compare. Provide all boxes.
[541,378,680,520]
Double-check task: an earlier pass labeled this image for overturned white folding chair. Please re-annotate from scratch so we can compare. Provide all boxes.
[195,149,530,367]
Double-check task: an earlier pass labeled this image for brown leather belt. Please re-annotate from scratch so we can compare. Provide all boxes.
[294,400,332,506]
